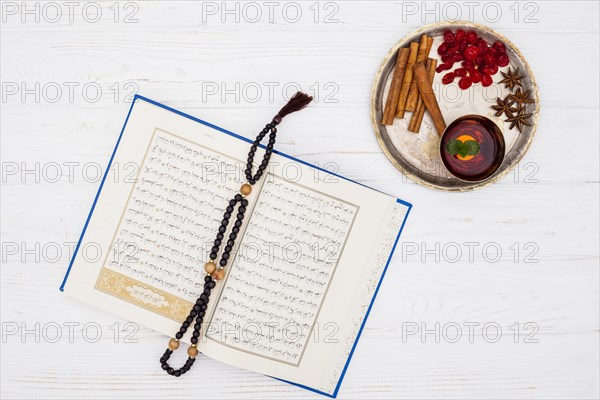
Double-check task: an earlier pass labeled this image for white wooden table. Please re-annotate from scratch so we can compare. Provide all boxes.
[1,1,598,398]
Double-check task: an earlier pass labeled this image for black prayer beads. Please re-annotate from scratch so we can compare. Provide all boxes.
[160,92,312,376]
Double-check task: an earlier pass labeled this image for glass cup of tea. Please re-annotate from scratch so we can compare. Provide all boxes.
[439,115,505,182]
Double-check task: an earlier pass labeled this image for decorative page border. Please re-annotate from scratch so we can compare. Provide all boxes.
[95,267,193,322]
[325,200,409,395]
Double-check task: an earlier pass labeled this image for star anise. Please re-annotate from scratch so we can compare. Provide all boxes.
[491,96,517,118]
[509,88,535,105]
[505,104,532,133]
[499,67,524,92]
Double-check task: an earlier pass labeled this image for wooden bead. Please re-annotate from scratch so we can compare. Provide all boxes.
[204,261,216,274]
[240,183,252,196]
[187,345,199,358]
[168,338,180,350]
[211,268,225,281]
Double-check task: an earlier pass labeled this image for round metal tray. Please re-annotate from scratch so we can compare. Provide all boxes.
[371,21,540,191]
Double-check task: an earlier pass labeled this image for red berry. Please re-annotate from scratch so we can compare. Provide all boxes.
[497,54,509,67]
[444,61,455,70]
[470,70,482,83]
[481,74,493,87]
[441,54,451,63]
[458,76,472,90]
[447,45,460,55]
[466,30,478,44]
[443,30,456,43]
[463,45,480,61]
[462,60,474,69]
[483,53,496,65]
[455,29,465,42]
[483,64,498,75]
[459,40,468,52]
[493,41,506,54]
[452,53,464,62]
[435,64,446,73]
[454,68,467,77]
[487,47,499,59]
[437,42,449,55]
[475,38,487,52]
[442,72,456,84]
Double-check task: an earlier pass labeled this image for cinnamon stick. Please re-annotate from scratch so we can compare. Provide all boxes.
[413,62,446,136]
[405,35,433,112]
[408,58,437,133]
[395,41,419,118]
[382,47,410,125]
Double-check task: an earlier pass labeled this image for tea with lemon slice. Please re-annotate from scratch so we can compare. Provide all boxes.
[440,115,505,182]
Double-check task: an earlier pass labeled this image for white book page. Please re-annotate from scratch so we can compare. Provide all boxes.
[205,174,359,366]
[199,170,409,395]
[93,128,245,321]
[62,97,410,396]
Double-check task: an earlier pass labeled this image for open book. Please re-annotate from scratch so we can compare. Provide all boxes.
[60,96,412,398]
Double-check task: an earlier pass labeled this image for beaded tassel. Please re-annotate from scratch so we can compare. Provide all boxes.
[160,92,312,376]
